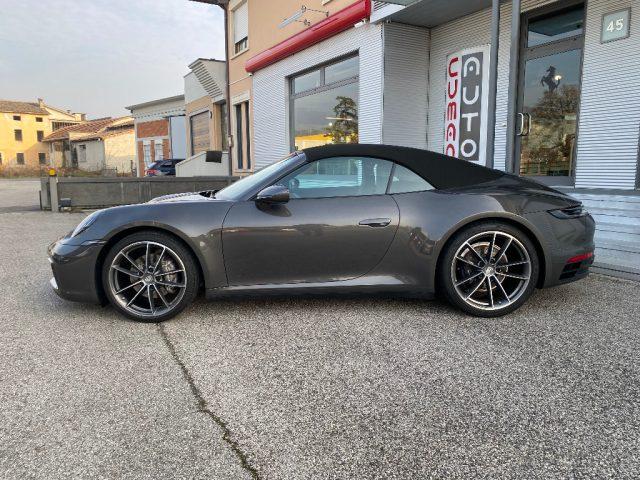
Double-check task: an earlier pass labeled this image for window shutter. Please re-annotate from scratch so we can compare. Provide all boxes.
[190,111,211,155]
[233,2,248,43]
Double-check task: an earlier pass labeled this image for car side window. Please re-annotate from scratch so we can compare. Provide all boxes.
[278,156,393,199]
[388,164,434,194]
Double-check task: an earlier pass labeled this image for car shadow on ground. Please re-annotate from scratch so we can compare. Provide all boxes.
[45,273,609,330]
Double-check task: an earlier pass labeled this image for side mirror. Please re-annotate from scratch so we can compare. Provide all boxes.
[256,184,290,205]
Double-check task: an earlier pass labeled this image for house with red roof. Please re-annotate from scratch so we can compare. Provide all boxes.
[42,117,136,175]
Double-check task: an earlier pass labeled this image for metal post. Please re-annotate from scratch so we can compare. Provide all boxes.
[485,0,501,169]
[504,0,521,173]
[49,176,59,213]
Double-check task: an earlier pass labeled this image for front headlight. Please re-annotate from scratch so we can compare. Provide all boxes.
[70,210,101,238]
[549,204,588,219]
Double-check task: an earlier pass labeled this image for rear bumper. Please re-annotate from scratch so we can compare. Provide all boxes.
[48,239,105,304]
[530,213,596,288]
[545,249,595,286]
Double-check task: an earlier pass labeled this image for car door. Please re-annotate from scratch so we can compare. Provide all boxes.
[158,160,175,176]
[222,156,400,286]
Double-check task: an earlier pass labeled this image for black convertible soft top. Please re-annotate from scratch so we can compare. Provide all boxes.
[302,144,504,190]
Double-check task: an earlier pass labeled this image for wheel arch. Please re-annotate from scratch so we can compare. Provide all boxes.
[95,225,207,303]
[434,215,548,290]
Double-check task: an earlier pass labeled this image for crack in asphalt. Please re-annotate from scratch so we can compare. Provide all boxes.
[157,323,260,480]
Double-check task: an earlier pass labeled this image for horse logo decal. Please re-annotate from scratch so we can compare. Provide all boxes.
[541,65,561,93]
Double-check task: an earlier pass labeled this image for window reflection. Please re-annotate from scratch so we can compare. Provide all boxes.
[279,156,392,198]
[293,70,321,94]
[291,56,359,150]
[292,80,358,150]
[519,49,581,177]
[527,5,584,47]
[325,56,359,84]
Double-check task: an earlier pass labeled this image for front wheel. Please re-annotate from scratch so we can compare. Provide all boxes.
[102,231,200,322]
[439,222,539,317]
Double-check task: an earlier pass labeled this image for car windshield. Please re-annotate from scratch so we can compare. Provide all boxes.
[215,153,301,201]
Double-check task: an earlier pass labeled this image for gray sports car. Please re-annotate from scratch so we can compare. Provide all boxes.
[48,144,595,322]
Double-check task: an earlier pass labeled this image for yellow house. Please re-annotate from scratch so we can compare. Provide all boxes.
[0,99,84,171]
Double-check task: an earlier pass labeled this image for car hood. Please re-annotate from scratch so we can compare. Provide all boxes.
[147,191,221,204]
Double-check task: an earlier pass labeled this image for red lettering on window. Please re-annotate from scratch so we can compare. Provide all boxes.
[446,102,457,121]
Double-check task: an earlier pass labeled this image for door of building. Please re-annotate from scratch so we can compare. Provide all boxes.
[515,2,585,186]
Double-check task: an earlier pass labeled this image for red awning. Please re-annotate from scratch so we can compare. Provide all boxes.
[245,0,371,73]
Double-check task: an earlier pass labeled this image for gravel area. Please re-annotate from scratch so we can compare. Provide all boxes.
[1,180,639,479]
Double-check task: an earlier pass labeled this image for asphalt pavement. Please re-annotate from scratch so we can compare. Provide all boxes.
[1,179,639,479]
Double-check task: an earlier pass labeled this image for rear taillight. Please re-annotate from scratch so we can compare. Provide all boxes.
[566,252,594,264]
[549,204,588,219]
[146,168,159,176]
[559,251,594,280]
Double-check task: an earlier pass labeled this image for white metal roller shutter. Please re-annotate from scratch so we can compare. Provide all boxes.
[574,0,639,189]
[233,2,248,43]
[382,23,430,148]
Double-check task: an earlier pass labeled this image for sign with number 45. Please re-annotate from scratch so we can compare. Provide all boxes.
[602,8,631,43]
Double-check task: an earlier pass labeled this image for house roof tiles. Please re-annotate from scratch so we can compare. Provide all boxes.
[42,117,133,142]
[0,100,50,115]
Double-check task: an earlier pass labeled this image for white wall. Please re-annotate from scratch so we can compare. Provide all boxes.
[74,140,104,172]
[184,72,208,104]
[574,0,640,189]
[104,132,136,174]
[176,151,229,177]
[382,23,430,148]
[170,116,187,159]
[252,22,385,169]
[129,97,185,122]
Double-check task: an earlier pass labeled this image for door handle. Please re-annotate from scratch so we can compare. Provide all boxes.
[516,113,526,136]
[524,113,532,136]
[359,218,392,228]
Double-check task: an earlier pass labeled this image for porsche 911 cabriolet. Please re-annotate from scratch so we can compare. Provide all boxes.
[48,144,595,321]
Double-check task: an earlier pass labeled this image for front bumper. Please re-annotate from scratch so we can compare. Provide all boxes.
[48,239,105,304]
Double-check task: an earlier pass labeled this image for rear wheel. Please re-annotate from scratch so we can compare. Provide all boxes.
[439,222,539,317]
[102,231,199,322]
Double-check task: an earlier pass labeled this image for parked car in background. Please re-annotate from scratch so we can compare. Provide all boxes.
[145,159,184,177]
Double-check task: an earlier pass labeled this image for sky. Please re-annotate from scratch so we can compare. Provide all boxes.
[0,0,225,119]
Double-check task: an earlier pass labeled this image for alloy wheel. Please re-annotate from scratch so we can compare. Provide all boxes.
[107,241,187,319]
[450,231,532,311]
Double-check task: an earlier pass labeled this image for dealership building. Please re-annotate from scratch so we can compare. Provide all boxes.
[234,0,637,278]
[190,0,639,278]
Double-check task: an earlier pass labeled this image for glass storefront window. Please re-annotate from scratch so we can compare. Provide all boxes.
[324,56,359,84]
[292,82,358,150]
[290,56,359,151]
[527,4,584,47]
[293,70,321,94]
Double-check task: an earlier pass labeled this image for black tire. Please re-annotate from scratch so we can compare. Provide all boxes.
[101,231,200,322]
[438,221,540,317]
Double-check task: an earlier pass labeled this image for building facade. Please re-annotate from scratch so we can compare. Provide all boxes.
[0,99,84,170]
[42,117,136,174]
[193,0,359,176]
[126,95,187,176]
[194,0,640,277]
[181,58,230,176]
[68,118,136,174]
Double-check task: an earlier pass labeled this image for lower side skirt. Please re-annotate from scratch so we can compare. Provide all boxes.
[206,276,433,300]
